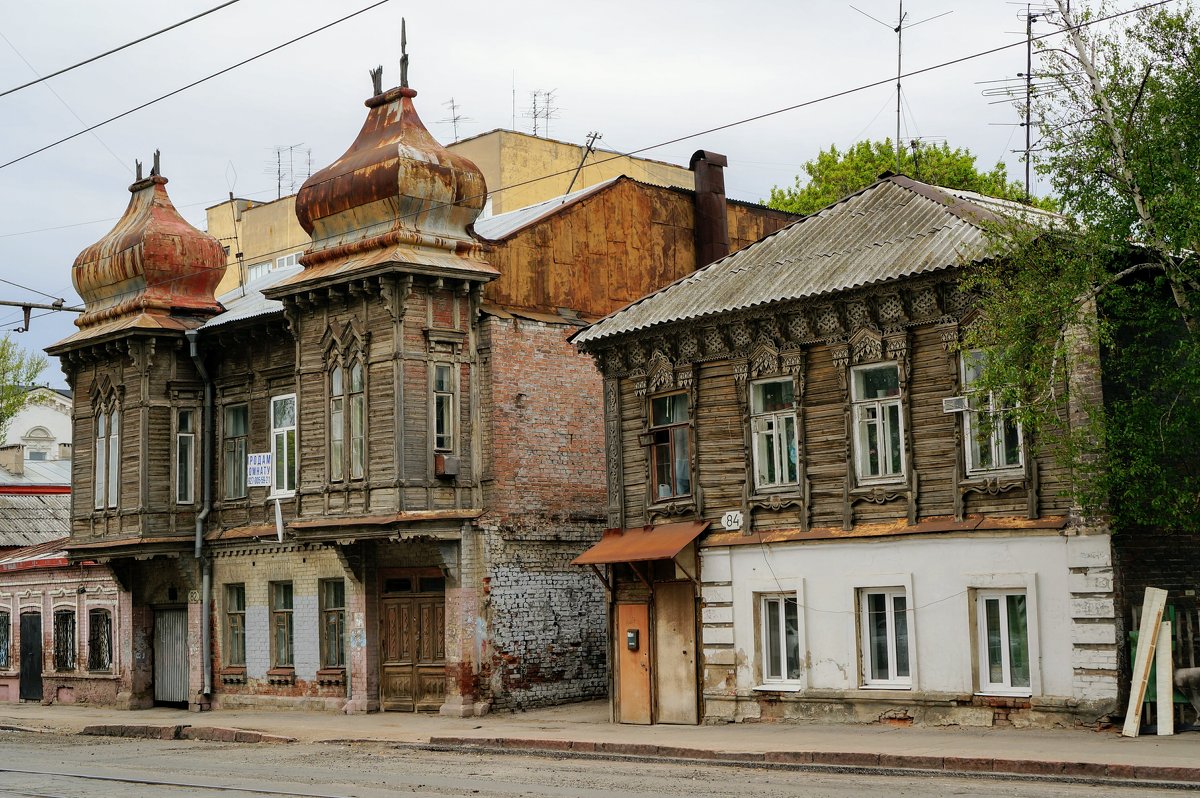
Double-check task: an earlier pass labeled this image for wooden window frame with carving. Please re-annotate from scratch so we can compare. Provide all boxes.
[327,358,367,484]
[960,352,1024,477]
[849,362,906,485]
[749,377,801,493]
[645,391,693,505]
[175,408,196,505]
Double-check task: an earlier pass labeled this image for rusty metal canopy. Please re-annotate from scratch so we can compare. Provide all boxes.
[572,521,710,566]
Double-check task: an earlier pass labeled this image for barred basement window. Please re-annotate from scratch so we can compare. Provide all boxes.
[88,609,112,670]
[320,580,346,669]
[225,584,246,667]
[270,582,293,668]
[0,611,9,669]
[54,609,76,671]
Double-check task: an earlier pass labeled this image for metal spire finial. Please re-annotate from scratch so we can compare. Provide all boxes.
[400,18,409,88]
[370,66,383,95]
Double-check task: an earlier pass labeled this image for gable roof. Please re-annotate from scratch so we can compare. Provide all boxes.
[572,175,1056,347]
[473,177,621,241]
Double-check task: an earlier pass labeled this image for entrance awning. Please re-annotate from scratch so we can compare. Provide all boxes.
[571,521,710,566]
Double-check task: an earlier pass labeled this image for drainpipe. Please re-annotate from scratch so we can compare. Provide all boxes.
[185,329,213,699]
[690,150,731,268]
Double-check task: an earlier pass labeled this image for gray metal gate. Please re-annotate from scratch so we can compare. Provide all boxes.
[153,608,188,703]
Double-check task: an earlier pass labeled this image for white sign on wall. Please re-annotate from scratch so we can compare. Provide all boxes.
[721,510,744,532]
[247,452,273,487]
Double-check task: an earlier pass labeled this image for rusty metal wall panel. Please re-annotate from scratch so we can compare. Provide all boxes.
[153,609,188,703]
[616,603,651,724]
[653,582,699,725]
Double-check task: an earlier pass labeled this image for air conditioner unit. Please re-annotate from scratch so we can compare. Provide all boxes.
[434,453,460,478]
[942,396,970,414]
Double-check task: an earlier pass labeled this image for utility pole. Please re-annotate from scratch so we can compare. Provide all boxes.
[0,299,82,333]
[564,131,602,199]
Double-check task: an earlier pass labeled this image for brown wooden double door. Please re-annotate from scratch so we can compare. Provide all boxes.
[380,590,446,712]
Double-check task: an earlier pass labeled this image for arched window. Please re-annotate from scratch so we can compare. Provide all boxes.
[328,358,366,482]
[329,365,344,481]
[349,361,365,480]
[88,608,112,670]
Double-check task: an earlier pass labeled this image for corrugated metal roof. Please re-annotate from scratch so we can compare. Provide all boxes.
[473,177,620,241]
[201,264,304,330]
[0,493,70,546]
[0,538,69,568]
[0,459,71,486]
[573,176,1056,347]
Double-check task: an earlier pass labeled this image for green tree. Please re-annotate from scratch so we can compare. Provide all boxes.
[962,1,1200,532]
[0,334,48,437]
[766,139,1052,216]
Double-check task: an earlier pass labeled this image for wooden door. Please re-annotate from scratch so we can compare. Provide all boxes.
[19,613,41,701]
[616,603,651,724]
[380,595,445,711]
[653,581,699,724]
[154,609,189,703]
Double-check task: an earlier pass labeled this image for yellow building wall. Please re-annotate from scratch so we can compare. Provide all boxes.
[209,195,310,297]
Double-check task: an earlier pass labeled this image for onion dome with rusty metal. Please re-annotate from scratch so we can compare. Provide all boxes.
[285,25,495,287]
[51,153,225,350]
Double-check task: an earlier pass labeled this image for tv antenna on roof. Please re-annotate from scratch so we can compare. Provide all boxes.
[850,2,953,172]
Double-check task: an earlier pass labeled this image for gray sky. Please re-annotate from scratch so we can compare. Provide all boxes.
[1,0,1068,384]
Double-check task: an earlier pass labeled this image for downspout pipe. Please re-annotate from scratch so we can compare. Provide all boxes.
[185,329,213,699]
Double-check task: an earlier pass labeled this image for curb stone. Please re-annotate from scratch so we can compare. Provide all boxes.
[426,735,1200,786]
[80,724,294,744]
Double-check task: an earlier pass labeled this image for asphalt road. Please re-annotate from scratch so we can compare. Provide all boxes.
[0,731,1188,798]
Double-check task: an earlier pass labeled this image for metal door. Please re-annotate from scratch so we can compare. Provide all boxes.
[19,613,42,701]
[653,581,699,724]
[153,608,189,703]
[380,595,445,711]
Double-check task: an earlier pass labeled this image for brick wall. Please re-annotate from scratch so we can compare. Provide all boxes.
[477,316,609,709]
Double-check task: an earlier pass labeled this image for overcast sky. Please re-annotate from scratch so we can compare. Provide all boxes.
[0,0,1100,384]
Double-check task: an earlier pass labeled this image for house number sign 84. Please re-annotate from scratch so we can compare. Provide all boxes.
[721,510,743,532]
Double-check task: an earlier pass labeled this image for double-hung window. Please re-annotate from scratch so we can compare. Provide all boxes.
[433,364,455,452]
[176,409,195,504]
[88,609,112,670]
[851,363,904,482]
[271,395,297,495]
[977,590,1031,694]
[54,609,76,671]
[246,261,271,283]
[225,584,246,667]
[751,378,798,490]
[276,251,302,270]
[107,412,119,507]
[859,589,911,687]
[649,393,690,500]
[320,580,346,669]
[761,595,800,683]
[330,366,345,481]
[270,582,293,668]
[94,410,119,509]
[330,361,365,482]
[94,413,106,510]
[961,352,1022,473]
[223,404,248,499]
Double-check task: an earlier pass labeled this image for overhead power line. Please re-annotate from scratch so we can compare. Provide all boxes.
[10,0,1172,317]
[0,0,244,100]
[0,0,390,171]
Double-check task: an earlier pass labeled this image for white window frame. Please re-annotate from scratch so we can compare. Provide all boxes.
[106,411,119,508]
[270,394,297,496]
[975,589,1033,696]
[964,573,1040,698]
[94,412,106,510]
[176,409,196,505]
[433,363,455,453]
[276,251,302,270]
[961,352,1024,475]
[850,363,905,483]
[246,261,271,283]
[760,593,802,684]
[329,365,345,482]
[858,588,912,688]
[750,378,799,491]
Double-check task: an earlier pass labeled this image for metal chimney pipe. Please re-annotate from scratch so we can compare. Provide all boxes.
[690,150,731,267]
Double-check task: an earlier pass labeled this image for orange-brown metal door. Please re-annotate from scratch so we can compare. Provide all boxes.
[653,581,699,724]
[616,603,651,724]
[380,594,445,712]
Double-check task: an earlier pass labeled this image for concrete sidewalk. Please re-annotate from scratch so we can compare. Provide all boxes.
[2,700,1198,786]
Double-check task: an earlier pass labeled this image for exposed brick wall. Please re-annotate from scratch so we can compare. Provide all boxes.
[477,316,609,710]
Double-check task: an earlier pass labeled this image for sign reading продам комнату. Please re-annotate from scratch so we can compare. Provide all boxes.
[247,452,272,487]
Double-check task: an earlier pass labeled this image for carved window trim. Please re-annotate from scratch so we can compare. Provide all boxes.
[91,383,120,512]
[749,377,801,493]
[646,391,692,504]
[850,362,907,485]
[175,408,197,505]
[960,352,1024,477]
[222,403,249,501]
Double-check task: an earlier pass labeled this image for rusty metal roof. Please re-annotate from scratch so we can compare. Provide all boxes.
[572,176,1054,347]
[571,521,710,565]
[201,264,303,330]
[473,177,620,241]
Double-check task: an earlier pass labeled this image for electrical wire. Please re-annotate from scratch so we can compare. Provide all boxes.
[0,0,389,171]
[6,0,1171,321]
[0,0,243,99]
[0,278,66,303]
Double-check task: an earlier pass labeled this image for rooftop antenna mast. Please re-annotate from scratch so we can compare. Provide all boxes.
[851,2,953,172]
[440,97,472,142]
